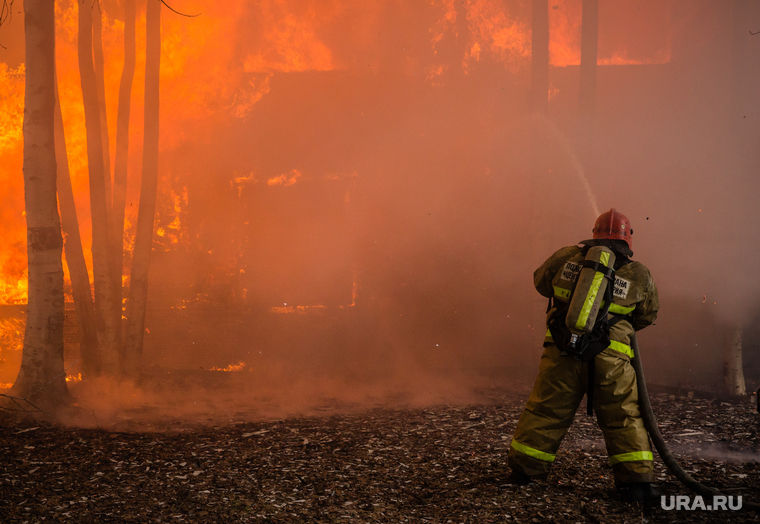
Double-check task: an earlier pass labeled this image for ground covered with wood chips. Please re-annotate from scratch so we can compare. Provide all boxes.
[1,389,758,523]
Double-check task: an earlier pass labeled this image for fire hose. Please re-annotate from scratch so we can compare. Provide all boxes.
[631,333,760,512]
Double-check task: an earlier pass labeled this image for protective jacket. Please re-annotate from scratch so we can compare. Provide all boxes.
[509,242,659,485]
[537,244,659,358]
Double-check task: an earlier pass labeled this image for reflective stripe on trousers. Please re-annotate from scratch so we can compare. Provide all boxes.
[511,441,652,465]
[510,440,556,462]
[508,344,655,484]
[610,451,653,465]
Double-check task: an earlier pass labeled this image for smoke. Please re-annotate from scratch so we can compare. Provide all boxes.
[666,443,760,465]
[2,1,760,419]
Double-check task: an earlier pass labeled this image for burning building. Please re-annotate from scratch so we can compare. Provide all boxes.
[1,0,759,403]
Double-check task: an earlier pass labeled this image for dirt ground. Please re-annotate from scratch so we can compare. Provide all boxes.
[0,388,758,523]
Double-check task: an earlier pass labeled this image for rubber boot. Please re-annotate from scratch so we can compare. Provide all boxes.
[618,482,661,503]
[507,469,533,485]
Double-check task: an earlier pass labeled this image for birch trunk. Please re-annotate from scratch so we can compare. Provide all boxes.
[93,3,125,358]
[722,325,746,397]
[54,69,99,377]
[78,0,119,375]
[92,5,112,211]
[10,0,71,408]
[124,0,161,374]
[113,0,137,371]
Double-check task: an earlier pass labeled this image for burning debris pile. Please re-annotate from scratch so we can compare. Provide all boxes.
[0,390,757,523]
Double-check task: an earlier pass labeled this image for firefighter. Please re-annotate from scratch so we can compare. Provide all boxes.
[508,208,660,503]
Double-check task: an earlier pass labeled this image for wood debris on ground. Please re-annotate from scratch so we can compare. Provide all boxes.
[0,390,758,523]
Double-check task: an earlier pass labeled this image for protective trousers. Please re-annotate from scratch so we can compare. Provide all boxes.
[509,344,654,484]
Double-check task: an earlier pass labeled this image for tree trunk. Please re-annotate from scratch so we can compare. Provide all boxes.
[10,0,71,409]
[722,5,750,400]
[722,325,746,397]
[54,69,99,377]
[92,4,112,211]
[578,0,598,119]
[124,0,161,374]
[113,0,137,371]
[530,0,549,113]
[77,0,119,375]
[93,2,125,359]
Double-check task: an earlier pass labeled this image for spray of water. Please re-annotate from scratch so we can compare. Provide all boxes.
[533,113,600,218]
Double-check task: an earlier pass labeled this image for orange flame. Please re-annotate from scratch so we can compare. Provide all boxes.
[548,2,671,67]
[210,361,246,372]
[463,0,531,73]
[0,318,25,351]
[65,372,82,383]
[0,63,27,305]
[0,318,24,386]
[0,63,24,154]
[159,187,188,245]
[0,0,674,315]
[429,0,531,76]
[0,272,28,306]
[2,0,318,298]
[268,169,302,187]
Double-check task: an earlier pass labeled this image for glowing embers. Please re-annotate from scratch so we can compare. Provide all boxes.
[597,50,672,66]
[270,305,327,314]
[210,361,247,372]
[65,372,83,383]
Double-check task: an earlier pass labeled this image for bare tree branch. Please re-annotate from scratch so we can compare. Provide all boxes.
[0,0,14,28]
[0,0,15,48]
[160,0,201,18]
[0,395,52,418]
[0,361,80,419]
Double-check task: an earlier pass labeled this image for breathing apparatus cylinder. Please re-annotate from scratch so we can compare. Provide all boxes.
[564,246,616,349]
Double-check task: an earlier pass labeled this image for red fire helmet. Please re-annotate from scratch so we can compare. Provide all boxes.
[592,208,633,248]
